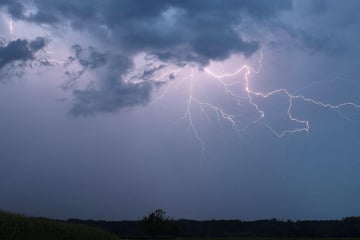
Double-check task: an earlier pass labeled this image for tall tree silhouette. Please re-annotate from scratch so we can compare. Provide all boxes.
[141,209,178,237]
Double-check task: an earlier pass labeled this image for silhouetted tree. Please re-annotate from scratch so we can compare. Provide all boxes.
[141,209,178,237]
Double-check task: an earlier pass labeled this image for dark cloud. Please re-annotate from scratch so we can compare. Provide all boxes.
[298,30,344,56]
[4,0,292,64]
[0,37,47,70]
[71,80,154,116]
[306,0,328,14]
[138,65,167,81]
[1,0,292,114]
[0,0,27,22]
[71,45,108,70]
[62,45,110,91]
[67,45,158,116]
[274,0,360,57]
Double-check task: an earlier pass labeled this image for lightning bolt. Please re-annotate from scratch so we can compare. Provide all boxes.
[205,50,360,137]
[38,50,66,65]
[149,67,186,105]
[167,48,360,152]
[8,19,13,36]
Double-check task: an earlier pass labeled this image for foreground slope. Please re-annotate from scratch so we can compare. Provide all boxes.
[0,211,120,240]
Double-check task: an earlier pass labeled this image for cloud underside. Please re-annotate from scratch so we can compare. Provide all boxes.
[0,37,46,70]
[0,0,292,115]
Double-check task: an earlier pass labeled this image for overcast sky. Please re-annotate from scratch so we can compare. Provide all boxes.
[1,0,360,221]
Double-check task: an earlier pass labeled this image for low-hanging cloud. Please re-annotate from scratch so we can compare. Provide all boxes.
[0,37,46,68]
[1,0,293,114]
[0,37,47,81]
[4,0,292,64]
[66,45,158,116]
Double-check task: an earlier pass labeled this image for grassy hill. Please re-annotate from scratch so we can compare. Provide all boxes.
[0,210,121,240]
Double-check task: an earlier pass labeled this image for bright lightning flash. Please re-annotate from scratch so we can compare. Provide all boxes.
[8,19,13,35]
[172,49,360,153]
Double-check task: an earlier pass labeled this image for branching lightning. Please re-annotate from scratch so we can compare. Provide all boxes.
[169,48,360,152]
[182,68,206,154]
[22,43,360,154]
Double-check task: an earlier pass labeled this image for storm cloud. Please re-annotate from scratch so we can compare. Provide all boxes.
[0,0,294,114]
[4,0,287,114]
[0,37,47,81]
[0,37,46,68]
[66,45,157,116]
[2,0,292,64]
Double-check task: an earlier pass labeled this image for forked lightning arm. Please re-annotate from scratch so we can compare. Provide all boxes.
[181,49,360,152]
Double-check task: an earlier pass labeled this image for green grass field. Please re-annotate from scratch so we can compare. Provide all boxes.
[0,210,120,240]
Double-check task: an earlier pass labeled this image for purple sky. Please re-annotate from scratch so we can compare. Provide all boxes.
[0,0,360,220]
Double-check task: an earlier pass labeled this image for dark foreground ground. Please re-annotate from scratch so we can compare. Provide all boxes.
[0,210,120,240]
[2,210,360,240]
[71,217,360,238]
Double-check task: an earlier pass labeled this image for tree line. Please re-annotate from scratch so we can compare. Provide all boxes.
[68,209,360,238]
